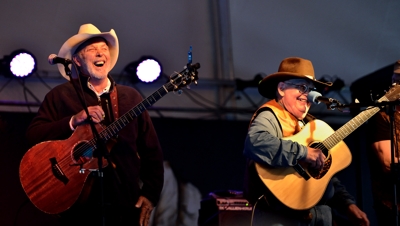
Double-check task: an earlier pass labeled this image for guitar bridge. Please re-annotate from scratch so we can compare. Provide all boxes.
[50,157,69,184]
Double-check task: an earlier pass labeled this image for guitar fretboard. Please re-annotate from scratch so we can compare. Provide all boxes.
[90,82,173,145]
[322,96,388,149]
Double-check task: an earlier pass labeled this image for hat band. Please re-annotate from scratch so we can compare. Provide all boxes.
[305,75,314,80]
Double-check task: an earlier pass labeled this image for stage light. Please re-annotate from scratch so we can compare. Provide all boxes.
[0,49,37,78]
[124,56,163,84]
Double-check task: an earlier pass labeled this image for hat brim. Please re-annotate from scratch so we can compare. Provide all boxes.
[258,72,332,99]
[57,29,119,80]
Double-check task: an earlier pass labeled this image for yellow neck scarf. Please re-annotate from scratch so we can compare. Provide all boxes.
[259,99,302,137]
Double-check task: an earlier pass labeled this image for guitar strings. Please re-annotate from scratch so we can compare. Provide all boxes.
[56,75,183,168]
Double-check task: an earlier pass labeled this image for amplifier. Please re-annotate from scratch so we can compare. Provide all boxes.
[214,197,252,211]
[198,190,253,226]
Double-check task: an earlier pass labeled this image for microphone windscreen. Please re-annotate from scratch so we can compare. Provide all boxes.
[307,91,322,104]
[48,54,57,65]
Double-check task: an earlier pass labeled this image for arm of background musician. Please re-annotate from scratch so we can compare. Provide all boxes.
[371,140,395,173]
[328,177,370,225]
[367,110,396,174]
[346,204,370,226]
[243,111,308,167]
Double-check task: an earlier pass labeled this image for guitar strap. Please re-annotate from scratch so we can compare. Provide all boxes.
[109,84,119,120]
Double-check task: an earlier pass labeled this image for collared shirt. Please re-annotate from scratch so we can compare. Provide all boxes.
[87,77,111,97]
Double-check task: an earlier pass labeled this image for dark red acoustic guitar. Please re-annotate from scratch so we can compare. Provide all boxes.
[19,64,199,214]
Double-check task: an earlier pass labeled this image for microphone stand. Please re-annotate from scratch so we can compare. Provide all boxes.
[63,63,108,226]
[341,100,400,226]
[387,103,399,226]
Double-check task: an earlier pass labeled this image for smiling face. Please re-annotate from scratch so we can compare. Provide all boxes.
[73,37,111,80]
[277,78,315,120]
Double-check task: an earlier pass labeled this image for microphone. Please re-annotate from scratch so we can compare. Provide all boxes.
[307,91,338,105]
[48,54,72,65]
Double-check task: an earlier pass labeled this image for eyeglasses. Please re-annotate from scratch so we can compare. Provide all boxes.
[284,82,317,94]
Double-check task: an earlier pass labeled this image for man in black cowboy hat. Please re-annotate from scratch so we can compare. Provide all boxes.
[243,57,369,225]
[25,24,164,226]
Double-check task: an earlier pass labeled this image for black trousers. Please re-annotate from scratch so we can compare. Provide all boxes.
[58,203,141,226]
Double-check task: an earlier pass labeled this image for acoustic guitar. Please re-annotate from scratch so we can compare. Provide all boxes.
[256,84,400,210]
[19,63,200,214]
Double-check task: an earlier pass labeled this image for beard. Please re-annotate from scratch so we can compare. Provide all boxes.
[84,65,109,80]
[90,72,107,80]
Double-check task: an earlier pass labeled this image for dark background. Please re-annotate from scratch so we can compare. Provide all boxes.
[0,112,376,225]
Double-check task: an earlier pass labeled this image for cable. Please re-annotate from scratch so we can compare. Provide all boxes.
[250,194,264,226]
[13,198,30,226]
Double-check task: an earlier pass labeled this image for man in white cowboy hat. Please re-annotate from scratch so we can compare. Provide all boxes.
[243,57,370,225]
[26,24,164,226]
[368,59,400,225]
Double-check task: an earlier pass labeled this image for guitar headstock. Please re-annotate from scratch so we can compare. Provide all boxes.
[167,63,200,92]
[381,84,400,102]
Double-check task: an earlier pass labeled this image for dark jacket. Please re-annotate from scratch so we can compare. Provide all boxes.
[26,75,164,209]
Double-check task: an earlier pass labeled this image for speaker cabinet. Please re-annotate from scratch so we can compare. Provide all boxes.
[198,191,253,226]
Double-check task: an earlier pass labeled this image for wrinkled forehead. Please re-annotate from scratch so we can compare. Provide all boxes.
[74,37,108,54]
[284,78,314,86]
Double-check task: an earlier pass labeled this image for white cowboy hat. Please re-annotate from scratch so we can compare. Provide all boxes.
[57,23,119,80]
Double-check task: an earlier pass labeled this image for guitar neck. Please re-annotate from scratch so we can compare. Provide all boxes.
[322,97,388,149]
[97,83,172,142]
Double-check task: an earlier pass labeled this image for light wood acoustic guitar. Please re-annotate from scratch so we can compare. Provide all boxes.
[256,84,400,210]
[19,63,200,214]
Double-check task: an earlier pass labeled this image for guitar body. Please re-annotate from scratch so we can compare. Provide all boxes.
[255,119,352,210]
[19,124,109,214]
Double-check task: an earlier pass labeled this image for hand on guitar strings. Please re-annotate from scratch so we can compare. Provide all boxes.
[71,105,105,128]
[304,147,326,171]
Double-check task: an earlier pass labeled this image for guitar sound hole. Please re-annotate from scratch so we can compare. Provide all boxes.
[72,141,94,165]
